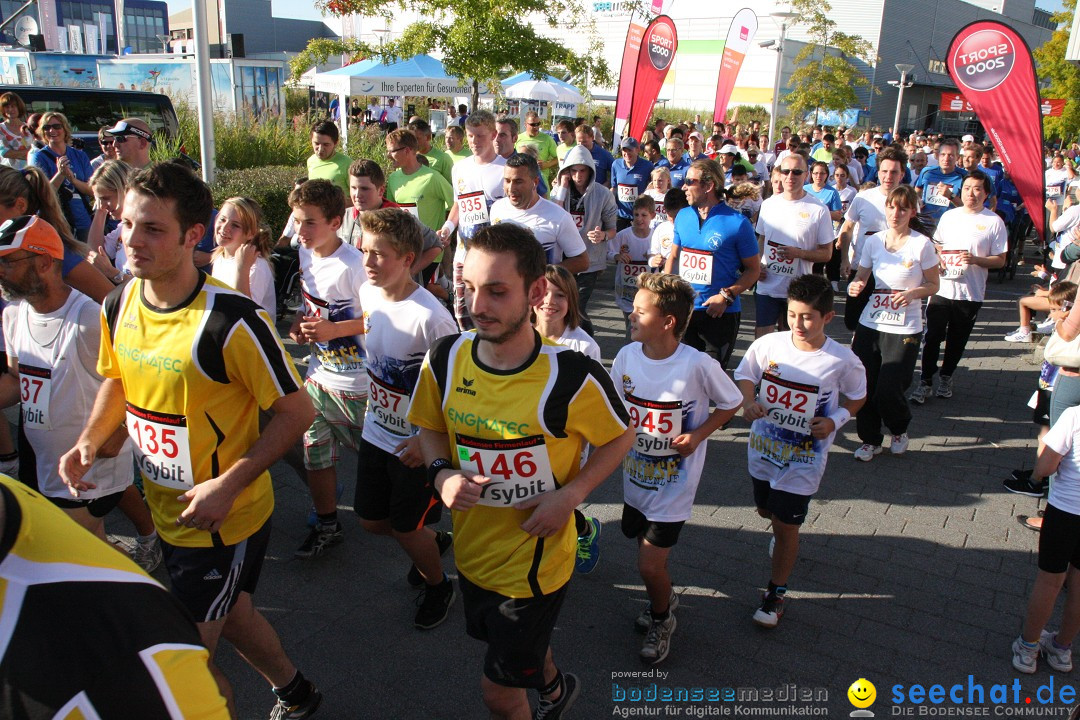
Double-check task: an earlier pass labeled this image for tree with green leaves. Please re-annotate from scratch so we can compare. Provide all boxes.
[782,0,876,126]
[1033,0,1080,144]
[292,0,612,110]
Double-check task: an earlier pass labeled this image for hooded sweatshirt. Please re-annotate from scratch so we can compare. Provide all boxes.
[550,144,619,273]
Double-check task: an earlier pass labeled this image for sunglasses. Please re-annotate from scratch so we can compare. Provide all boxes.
[100,139,114,147]
[526,122,540,127]
[779,168,805,176]
[113,135,130,144]
[41,123,63,132]
[683,177,706,187]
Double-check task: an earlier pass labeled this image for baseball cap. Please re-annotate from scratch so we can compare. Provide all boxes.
[106,119,153,143]
[719,144,739,155]
[620,137,639,150]
[0,216,64,261]
[688,131,704,141]
[962,134,975,143]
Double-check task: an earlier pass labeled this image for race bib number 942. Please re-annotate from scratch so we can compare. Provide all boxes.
[456,434,555,507]
[760,372,819,435]
[126,403,195,490]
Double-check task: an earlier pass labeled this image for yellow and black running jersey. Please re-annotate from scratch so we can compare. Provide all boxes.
[409,331,629,598]
[0,475,229,719]
[99,274,304,547]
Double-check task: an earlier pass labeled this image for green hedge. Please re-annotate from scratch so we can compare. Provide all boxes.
[211,166,303,239]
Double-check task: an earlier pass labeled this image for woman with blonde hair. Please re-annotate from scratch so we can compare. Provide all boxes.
[28,111,93,242]
[86,160,133,286]
[211,196,276,317]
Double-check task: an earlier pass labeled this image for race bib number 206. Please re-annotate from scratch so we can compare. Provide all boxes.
[456,434,555,507]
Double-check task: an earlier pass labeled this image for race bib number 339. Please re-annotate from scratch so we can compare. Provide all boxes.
[126,403,195,490]
[456,434,555,507]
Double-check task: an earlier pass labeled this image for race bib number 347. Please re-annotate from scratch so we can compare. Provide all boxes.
[456,434,555,507]
[126,403,195,490]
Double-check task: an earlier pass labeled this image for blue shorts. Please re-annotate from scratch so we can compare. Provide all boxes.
[754,293,789,329]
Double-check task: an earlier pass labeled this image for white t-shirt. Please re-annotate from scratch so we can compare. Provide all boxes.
[1044,405,1080,515]
[211,253,275,318]
[650,220,675,263]
[734,332,866,495]
[1052,204,1080,237]
[299,241,368,393]
[611,342,742,522]
[645,188,668,227]
[932,206,1007,303]
[1047,167,1070,200]
[360,283,457,453]
[844,188,889,269]
[608,227,653,312]
[450,154,507,247]
[755,194,834,298]
[857,231,939,334]
[556,325,600,361]
[490,197,587,265]
[102,225,129,276]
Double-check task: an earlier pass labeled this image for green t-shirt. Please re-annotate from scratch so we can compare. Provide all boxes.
[307,152,352,195]
[556,142,575,166]
[516,133,558,173]
[385,165,454,232]
[810,148,834,164]
[449,147,472,164]
[422,146,454,184]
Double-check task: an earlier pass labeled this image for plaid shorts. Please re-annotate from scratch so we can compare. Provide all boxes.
[302,379,366,470]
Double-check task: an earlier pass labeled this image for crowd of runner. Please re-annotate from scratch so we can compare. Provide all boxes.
[4,98,1080,719]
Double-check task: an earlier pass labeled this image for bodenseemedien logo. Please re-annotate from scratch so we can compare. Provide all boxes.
[848,678,876,717]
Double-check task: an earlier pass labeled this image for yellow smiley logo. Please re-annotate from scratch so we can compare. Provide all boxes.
[848,678,876,709]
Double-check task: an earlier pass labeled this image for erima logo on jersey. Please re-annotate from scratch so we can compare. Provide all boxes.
[456,377,476,396]
[203,569,223,581]
[123,311,138,330]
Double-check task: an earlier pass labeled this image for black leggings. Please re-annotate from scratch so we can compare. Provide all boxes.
[921,296,981,382]
[852,325,921,446]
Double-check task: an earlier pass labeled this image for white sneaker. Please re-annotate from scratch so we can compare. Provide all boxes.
[1037,318,1057,335]
[1005,327,1033,343]
[890,433,910,455]
[908,383,932,405]
[1012,636,1038,674]
[854,444,883,462]
[1040,630,1074,672]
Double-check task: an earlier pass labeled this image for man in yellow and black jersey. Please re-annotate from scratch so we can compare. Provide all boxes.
[58,162,321,720]
[410,223,634,720]
[0,474,230,719]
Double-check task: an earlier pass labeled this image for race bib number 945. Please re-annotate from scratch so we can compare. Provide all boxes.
[456,434,555,507]
[126,403,195,490]
[626,394,682,456]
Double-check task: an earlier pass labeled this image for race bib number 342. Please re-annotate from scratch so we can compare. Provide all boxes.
[456,434,555,507]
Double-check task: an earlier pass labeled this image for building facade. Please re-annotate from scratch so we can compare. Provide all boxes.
[0,0,168,54]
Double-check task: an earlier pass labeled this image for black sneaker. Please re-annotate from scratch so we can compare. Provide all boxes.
[294,522,343,559]
[414,577,455,629]
[534,673,580,720]
[407,530,453,587]
[269,682,322,719]
[752,591,785,628]
[1003,475,1046,498]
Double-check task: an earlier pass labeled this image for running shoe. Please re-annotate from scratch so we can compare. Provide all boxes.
[1012,636,1038,674]
[752,591,785,628]
[133,536,163,573]
[635,591,680,632]
[294,522,343,559]
[1040,630,1074,672]
[1003,474,1046,498]
[270,683,322,719]
[908,383,933,405]
[574,517,602,574]
[936,375,953,399]
[305,481,345,528]
[534,673,580,720]
[407,530,453,587]
[890,433,910,455]
[640,613,677,664]
[1037,318,1057,335]
[414,577,455,630]
[1005,327,1033,343]
[854,444,883,462]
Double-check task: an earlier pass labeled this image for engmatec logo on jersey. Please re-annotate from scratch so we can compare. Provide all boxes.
[951,29,1015,92]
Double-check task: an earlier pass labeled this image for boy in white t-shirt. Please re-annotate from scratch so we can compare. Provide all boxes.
[287,180,368,559]
[1012,404,1080,674]
[356,208,460,629]
[609,196,656,336]
[611,273,742,664]
[648,188,689,271]
[734,274,866,629]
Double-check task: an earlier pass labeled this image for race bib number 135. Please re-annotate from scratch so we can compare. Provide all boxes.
[126,403,195,490]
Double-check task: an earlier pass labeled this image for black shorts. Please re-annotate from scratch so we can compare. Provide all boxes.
[1034,388,1052,427]
[355,439,442,532]
[459,574,569,689]
[1038,503,1080,573]
[161,520,272,623]
[620,503,685,548]
[50,487,125,518]
[752,478,812,526]
[683,310,741,369]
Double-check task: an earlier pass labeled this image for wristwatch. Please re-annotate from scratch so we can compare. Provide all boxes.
[427,458,453,491]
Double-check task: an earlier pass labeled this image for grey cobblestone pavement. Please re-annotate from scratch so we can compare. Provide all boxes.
[113,258,1072,719]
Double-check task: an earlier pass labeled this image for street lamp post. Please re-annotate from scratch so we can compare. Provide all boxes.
[766,11,797,156]
[892,63,915,138]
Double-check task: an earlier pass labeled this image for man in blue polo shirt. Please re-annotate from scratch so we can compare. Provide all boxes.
[915,137,966,229]
[663,158,760,369]
[611,137,654,231]
[656,137,690,188]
